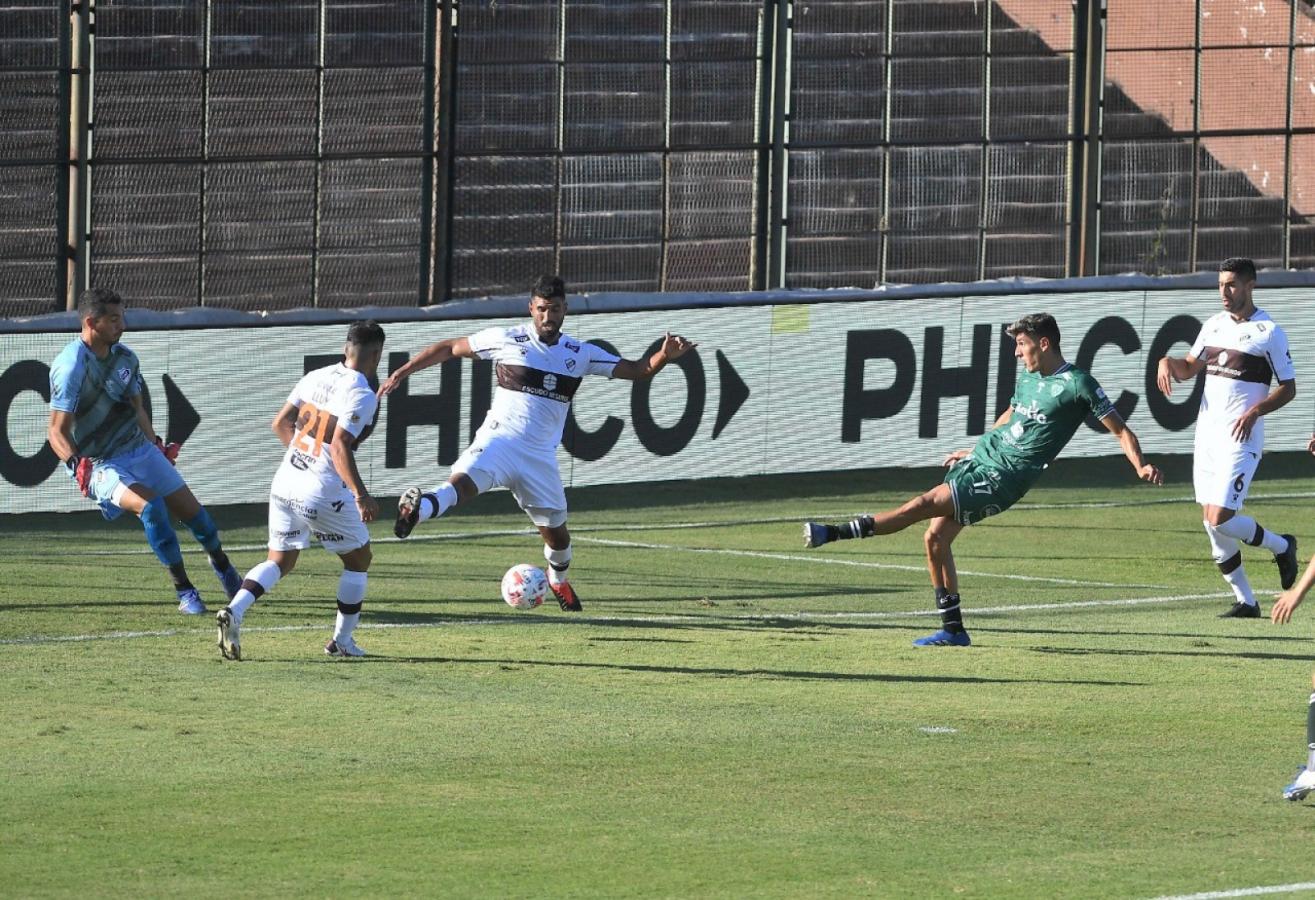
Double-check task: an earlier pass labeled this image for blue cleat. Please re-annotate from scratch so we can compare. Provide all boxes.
[802,522,835,549]
[913,628,971,647]
[214,562,243,601]
[1283,767,1315,801]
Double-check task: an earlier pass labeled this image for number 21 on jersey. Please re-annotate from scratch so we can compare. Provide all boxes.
[292,402,334,457]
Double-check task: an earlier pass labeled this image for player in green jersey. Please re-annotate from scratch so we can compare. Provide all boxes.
[802,313,1163,647]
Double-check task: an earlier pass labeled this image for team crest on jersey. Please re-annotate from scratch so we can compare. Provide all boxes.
[543,373,558,391]
[1217,351,1228,365]
[117,366,132,384]
[1048,382,1064,397]
[565,358,576,371]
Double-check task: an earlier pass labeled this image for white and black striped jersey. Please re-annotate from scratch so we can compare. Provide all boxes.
[468,323,621,449]
[1189,307,1294,453]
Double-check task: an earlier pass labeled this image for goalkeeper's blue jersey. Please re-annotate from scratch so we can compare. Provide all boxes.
[49,339,148,462]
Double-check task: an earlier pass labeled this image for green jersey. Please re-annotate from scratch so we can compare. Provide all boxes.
[972,362,1114,478]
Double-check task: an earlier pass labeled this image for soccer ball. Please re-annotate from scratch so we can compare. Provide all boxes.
[500,564,548,610]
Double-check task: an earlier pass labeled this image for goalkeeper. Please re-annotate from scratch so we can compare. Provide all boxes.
[46,287,243,615]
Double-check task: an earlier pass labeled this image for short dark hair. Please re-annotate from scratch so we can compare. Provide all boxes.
[77,287,123,320]
[1007,313,1061,347]
[532,274,566,301]
[1219,257,1257,281]
[346,319,385,349]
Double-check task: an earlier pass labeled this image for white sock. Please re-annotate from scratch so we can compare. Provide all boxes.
[1221,565,1257,606]
[334,570,368,640]
[544,544,572,586]
[228,559,282,622]
[1215,514,1289,555]
[420,483,459,521]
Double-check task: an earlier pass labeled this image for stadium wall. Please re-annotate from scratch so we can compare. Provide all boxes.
[4,279,1314,515]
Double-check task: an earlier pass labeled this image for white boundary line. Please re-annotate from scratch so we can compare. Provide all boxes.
[0,590,1234,646]
[1149,882,1315,899]
[571,535,1169,589]
[54,522,1168,589]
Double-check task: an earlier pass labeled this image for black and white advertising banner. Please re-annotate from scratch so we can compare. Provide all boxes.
[3,288,1314,514]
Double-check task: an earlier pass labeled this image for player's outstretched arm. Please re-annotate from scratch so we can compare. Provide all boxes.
[1100,411,1163,484]
[1155,354,1204,397]
[330,426,377,522]
[377,337,473,397]
[611,333,697,381]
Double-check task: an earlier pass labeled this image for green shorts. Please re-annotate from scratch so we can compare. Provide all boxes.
[942,458,1036,526]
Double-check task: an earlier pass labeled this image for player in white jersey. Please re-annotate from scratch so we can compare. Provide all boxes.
[377,275,696,612]
[1157,257,1298,618]
[215,321,386,660]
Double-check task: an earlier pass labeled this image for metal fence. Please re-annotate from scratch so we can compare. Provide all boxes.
[2,0,1314,316]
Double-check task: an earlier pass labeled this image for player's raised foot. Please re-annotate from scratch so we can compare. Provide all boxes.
[214,562,243,600]
[1283,766,1315,801]
[215,608,241,661]
[1277,534,1299,590]
[1218,600,1262,618]
[394,487,423,539]
[550,580,582,612]
[912,628,971,647]
[325,637,366,658]
[803,522,837,549]
[177,587,207,615]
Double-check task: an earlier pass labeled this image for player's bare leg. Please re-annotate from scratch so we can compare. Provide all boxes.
[804,485,956,548]
[914,517,970,647]
[395,472,479,538]
[538,522,580,611]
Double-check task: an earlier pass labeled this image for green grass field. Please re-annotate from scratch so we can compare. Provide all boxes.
[5,456,1315,898]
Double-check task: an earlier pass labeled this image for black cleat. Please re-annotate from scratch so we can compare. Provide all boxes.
[1277,534,1299,590]
[1219,600,1262,618]
[394,487,424,539]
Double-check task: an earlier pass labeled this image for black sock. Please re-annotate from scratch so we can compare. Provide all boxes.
[168,563,194,591]
[937,592,964,633]
[208,549,231,572]
[836,516,876,540]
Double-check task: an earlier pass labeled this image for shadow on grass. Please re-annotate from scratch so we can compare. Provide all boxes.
[1029,645,1315,663]
[326,652,1145,687]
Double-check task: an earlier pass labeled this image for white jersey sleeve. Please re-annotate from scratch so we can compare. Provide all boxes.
[1189,319,1211,360]
[331,386,378,440]
[581,340,621,377]
[468,326,508,360]
[1264,324,1295,383]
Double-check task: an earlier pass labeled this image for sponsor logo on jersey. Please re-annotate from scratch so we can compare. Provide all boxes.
[274,529,303,538]
[565,341,580,352]
[514,334,530,343]
[312,531,346,542]
[1013,398,1049,425]
[543,373,557,391]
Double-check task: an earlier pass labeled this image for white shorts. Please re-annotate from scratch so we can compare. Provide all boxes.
[453,425,567,528]
[268,489,369,554]
[1193,441,1261,510]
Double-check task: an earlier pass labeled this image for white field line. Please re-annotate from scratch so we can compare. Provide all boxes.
[572,535,1168,589]
[0,590,1234,646]
[27,487,1311,562]
[1148,882,1315,899]
[63,525,1167,589]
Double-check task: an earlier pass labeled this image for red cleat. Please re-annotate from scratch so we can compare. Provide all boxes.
[550,580,582,612]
